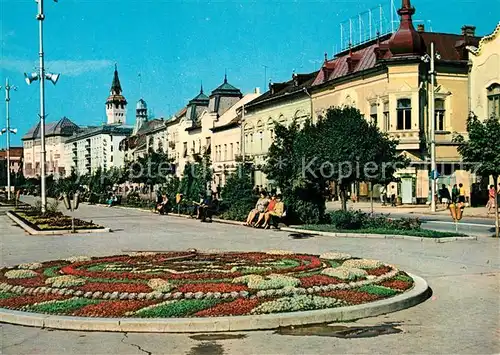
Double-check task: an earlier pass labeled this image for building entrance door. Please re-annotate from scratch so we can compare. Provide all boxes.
[401,177,414,204]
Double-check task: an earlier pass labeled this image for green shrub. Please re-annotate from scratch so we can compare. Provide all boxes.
[358,285,397,297]
[220,164,256,221]
[327,210,421,231]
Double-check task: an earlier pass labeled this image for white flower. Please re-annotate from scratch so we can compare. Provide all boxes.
[265,250,294,255]
[45,275,86,288]
[64,256,91,263]
[127,252,158,257]
[5,269,38,279]
[321,267,367,280]
[251,295,346,314]
[18,262,43,270]
[319,252,352,261]
[147,279,173,293]
[342,259,383,269]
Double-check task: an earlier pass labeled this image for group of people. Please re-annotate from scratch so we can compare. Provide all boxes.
[244,191,285,229]
[438,183,466,205]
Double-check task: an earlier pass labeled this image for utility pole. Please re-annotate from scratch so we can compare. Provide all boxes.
[24,0,60,213]
[430,42,437,213]
[38,0,48,212]
[0,79,17,200]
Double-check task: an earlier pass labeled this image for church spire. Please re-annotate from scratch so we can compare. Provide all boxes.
[110,64,122,95]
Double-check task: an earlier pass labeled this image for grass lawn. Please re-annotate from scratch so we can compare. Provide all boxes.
[299,225,467,238]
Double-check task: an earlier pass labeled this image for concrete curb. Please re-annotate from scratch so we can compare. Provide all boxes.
[6,211,110,236]
[0,274,429,333]
[281,227,478,243]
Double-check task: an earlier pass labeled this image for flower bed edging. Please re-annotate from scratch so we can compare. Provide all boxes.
[281,226,477,242]
[7,211,110,235]
[0,273,429,332]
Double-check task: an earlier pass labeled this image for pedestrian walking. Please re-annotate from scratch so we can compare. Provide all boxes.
[486,185,496,214]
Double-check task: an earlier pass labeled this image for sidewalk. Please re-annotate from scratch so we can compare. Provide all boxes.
[326,200,497,219]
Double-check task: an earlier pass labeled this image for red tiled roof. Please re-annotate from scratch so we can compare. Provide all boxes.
[313,31,479,86]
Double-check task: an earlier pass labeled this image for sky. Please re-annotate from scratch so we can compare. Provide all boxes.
[0,0,498,147]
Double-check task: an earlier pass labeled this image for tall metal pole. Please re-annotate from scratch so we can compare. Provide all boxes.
[37,0,47,213]
[430,42,437,213]
[4,79,13,200]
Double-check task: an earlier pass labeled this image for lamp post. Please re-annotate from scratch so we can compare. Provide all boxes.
[24,0,60,213]
[421,42,441,212]
[0,79,17,201]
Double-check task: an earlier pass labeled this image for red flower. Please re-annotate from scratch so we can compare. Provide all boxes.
[0,294,70,309]
[366,266,392,276]
[379,280,412,291]
[72,300,158,317]
[194,298,262,317]
[319,290,381,304]
[299,275,342,288]
[177,283,248,294]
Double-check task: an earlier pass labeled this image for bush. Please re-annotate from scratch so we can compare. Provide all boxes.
[220,164,256,222]
[327,210,421,231]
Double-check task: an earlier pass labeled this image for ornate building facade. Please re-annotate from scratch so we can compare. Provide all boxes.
[22,117,80,178]
[243,0,481,203]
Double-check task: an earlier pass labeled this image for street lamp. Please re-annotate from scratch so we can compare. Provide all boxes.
[421,42,441,213]
[0,79,17,201]
[24,0,60,213]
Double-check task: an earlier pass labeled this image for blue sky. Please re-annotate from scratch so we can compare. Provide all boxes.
[0,0,498,146]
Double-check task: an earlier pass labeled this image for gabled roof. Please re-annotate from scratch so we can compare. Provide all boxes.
[22,117,80,140]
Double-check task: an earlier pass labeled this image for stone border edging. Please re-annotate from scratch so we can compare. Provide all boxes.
[281,227,477,243]
[0,274,429,333]
[6,211,110,236]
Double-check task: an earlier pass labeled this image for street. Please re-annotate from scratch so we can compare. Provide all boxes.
[1,200,499,354]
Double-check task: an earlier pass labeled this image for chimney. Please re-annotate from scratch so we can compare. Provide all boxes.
[461,25,476,37]
[254,87,260,94]
[417,24,425,32]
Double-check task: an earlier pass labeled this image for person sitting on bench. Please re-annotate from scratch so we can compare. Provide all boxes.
[262,194,284,229]
[157,194,169,215]
[244,191,269,226]
[254,193,275,227]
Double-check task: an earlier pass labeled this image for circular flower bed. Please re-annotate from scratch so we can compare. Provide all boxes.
[0,251,414,318]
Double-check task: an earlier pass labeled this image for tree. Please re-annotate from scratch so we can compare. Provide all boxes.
[454,114,500,238]
[264,106,406,223]
[220,163,256,221]
[126,149,174,199]
[179,152,212,203]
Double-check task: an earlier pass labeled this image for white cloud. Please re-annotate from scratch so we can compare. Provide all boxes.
[0,58,113,76]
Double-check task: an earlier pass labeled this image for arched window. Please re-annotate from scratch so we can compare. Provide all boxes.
[396,99,412,130]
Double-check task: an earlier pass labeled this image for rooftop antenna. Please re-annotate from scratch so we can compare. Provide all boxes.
[138,73,142,98]
[391,0,395,33]
[263,65,269,92]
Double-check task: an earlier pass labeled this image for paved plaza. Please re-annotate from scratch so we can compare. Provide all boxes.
[0,202,499,354]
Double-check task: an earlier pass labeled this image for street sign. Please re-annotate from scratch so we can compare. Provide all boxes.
[429,170,440,180]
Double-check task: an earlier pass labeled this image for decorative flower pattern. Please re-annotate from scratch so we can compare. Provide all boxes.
[0,251,412,318]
